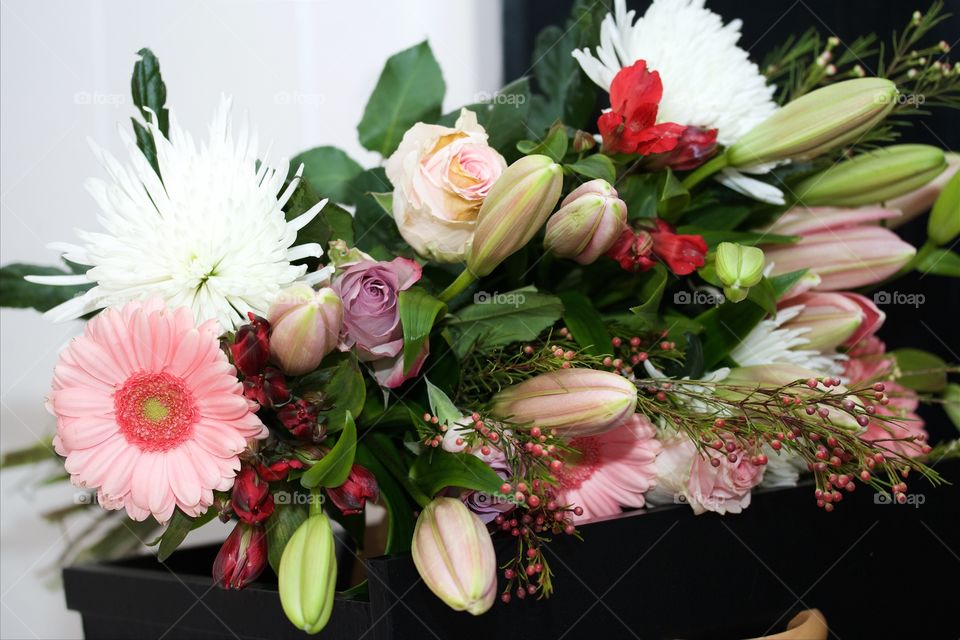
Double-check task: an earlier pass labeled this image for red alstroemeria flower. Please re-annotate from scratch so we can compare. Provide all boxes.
[606,221,707,276]
[645,126,719,171]
[598,60,688,156]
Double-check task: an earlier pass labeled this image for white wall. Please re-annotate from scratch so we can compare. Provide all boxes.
[0,1,502,637]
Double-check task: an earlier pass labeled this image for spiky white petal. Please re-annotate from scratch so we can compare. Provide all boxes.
[28,97,324,331]
[572,0,778,146]
[731,306,845,376]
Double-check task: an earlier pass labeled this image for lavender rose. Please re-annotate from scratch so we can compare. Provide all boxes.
[332,257,427,388]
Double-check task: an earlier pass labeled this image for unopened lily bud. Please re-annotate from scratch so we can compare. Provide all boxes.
[213,522,268,590]
[491,368,637,437]
[781,292,867,351]
[544,179,627,264]
[727,78,897,166]
[793,144,947,207]
[928,169,960,245]
[411,497,497,615]
[467,154,563,277]
[279,513,337,634]
[267,284,343,375]
[714,242,764,303]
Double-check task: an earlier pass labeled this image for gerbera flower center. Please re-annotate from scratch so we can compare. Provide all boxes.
[115,372,198,451]
[559,437,602,490]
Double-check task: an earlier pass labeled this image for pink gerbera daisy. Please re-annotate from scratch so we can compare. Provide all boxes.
[559,413,661,523]
[50,299,267,523]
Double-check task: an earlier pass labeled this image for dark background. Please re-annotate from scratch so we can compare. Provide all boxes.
[504,0,959,440]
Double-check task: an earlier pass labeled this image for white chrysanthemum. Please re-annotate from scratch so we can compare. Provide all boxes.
[730,306,845,376]
[572,0,777,145]
[572,0,785,203]
[28,97,327,331]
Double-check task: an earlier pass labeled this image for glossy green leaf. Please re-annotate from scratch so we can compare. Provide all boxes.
[629,264,668,315]
[409,449,505,497]
[398,287,446,374]
[892,348,948,392]
[558,290,612,356]
[301,412,357,488]
[425,378,461,426]
[0,263,92,312]
[438,78,531,157]
[290,146,364,204]
[358,41,445,156]
[157,507,216,562]
[916,248,960,277]
[447,286,563,357]
[746,277,778,314]
[266,502,309,573]
[656,168,690,220]
[944,384,960,431]
[566,154,616,184]
[130,48,168,175]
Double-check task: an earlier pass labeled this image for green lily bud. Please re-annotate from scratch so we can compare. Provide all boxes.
[279,513,337,635]
[714,242,765,303]
[928,170,960,246]
[467,154,563,277]
[727,78,897,167]
[794,144,947,207]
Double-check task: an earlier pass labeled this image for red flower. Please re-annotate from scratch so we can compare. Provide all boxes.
[231,465,274,524]
[326,465,380,516]
[242,367,290,408]
[645,126,719,171]
[598,60,688,156]
[607,221,707,276]
[256,459,304,482]
[230,313,271,377]
[277,398,321,440]
[213,521,267,590]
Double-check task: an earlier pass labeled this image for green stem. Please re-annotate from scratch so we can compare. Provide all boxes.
[437,268,477,303]
[309,487,324,517]
[680,152,730,191]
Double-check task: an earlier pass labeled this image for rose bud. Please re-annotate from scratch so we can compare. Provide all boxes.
[242,366,290,408]
[278,398,323,440]
[491,368,638,437]
[213,522,267,590]
[794,144,947,207]
[544,179,627,264]
[727,78,897,167]
[714,242,765,303]
[326,464,379,515]
[781,292,867,351]
[231,465,274,525]
[267,284,343,376]
[411,497,497,616]
[279,513,337,634]
[467,154,563,277]
[928,169,960,246]
[765,225,915,290]
[230,313,270,376]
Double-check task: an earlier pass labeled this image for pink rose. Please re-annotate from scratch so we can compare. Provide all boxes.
[332,257,427,388]
[385,109,506,263]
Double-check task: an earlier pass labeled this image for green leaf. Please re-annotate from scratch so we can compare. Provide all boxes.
[682,205,752,230]
[131,48,169,134]
[425,378,461,426]
[370,192,393,216]
[398,288,446,374]
[0,440,56,468]
[677,227,799,247]
[746,277,777,314]
[892,348,948,392]
[698,300,768,369]
[282,178,355,252]
[301,412,358,488]
[326,205,355,246]
[656,168,690,220]
[157,508,216,562]
[447,286,563,357]
[358,41,445,156]
[131,119,159,177]
[558,291,612,356]
[618,174,659,220]
[409,449,505,497]
[349,168,406,253]
[439,78,532,157]
[665,332,704,379]
[566,154,616,184]
[629,265,668,315]
[916,248,960,277]
[290,146,364,204]
[299,355,365,433]
[265,502,309,573]
[355,440,415,554]
[769,269,809,300]
[0,263,92,312]
[517,123,568,162]
[944,384,960,432]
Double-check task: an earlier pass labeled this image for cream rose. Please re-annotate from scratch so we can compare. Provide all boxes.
[385,109,506,263]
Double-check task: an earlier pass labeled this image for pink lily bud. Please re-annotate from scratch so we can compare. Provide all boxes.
[886,152,960,227]
[267,284,343,376]
[467,154,563,277]
[411,497,497,615]
[213,521,268,590]
[766,206,902,236]
[326,464,379,515]
[544,179,627,264]
[839,293,885,348]
[491,368,637,437]
[781,292,868,351]
[764,226,915,290]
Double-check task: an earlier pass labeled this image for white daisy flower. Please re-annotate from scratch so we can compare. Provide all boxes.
[28,97,327,331]
[730,305,846,376]
[572,0,784,203]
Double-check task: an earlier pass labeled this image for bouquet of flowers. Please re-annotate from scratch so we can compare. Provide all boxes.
[2,0,958,634]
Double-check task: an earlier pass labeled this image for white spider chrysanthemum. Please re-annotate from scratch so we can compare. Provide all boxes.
[28,97,328,331]
[572,0,785,203]
[730,305,845,376]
